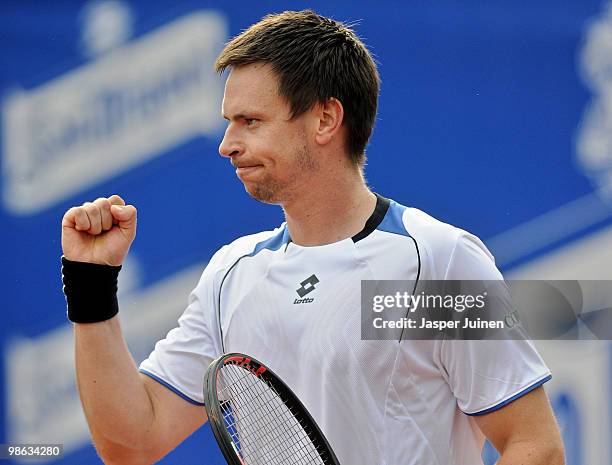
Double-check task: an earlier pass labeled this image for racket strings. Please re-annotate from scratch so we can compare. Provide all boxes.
[221,377,312,465]
[223,382,306,439]
[221,368,304,460]
[218,364,327,465]
[222,374,318,464]
[221,370,306,447]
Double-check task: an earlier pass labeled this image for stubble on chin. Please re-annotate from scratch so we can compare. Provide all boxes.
[249,177,283,204]
[246,143,318,204]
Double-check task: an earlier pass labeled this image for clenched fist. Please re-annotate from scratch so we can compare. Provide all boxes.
[61,195,137,266]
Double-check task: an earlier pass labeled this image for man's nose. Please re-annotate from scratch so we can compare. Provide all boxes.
[219,126,242,158]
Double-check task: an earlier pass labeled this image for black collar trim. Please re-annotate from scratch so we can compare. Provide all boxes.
[352,193,390,243]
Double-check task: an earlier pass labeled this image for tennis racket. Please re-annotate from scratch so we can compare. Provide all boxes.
[203,353,341,465]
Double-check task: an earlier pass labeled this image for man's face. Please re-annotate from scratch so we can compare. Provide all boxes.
[219,63,319,204]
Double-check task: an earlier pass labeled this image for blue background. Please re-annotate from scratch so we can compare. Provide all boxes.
[1,1,611,464]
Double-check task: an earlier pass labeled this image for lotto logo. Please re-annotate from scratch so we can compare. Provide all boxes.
[296,274,319,298]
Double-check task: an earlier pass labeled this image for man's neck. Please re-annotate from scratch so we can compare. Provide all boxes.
[282,171,377,246]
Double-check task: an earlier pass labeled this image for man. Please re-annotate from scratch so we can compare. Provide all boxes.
[61,10,565,465]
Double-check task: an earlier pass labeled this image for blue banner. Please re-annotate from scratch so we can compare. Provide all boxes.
[1,1,610,463]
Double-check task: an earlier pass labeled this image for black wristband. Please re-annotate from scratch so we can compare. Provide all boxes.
[61,256,122,323]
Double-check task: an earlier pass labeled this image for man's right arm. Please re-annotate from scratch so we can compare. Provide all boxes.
[63,195,206,464]
[75,316,206,465]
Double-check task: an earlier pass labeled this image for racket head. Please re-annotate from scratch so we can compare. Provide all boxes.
[203,353,340,465]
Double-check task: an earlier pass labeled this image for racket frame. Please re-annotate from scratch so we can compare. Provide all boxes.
[203,352,340,465]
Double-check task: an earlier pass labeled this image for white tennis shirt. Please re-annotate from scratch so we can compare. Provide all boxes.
[140,194,551,465]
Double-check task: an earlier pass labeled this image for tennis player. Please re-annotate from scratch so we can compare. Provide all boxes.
[61,10,565,465]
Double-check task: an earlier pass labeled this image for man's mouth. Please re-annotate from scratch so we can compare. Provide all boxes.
[235,165,263,176]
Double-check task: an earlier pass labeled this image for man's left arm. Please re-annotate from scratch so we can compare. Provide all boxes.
[473,386,565,465]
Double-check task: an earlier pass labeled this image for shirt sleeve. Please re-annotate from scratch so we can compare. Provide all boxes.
[437,233,552,415]
[139,247,227,406]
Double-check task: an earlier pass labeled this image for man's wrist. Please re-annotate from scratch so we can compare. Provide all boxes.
[61,256,122,323]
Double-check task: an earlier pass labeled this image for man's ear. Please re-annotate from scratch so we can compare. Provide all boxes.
[314,97,344,146]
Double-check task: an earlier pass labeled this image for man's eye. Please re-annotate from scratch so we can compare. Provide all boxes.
[245,118,258,126]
